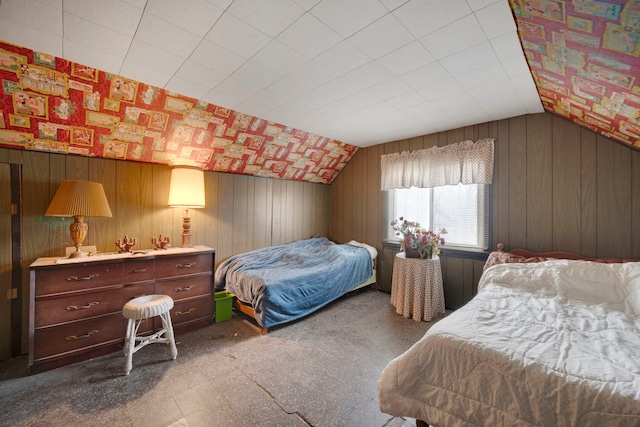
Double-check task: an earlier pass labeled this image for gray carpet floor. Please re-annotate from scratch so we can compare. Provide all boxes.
[0,289,439,427]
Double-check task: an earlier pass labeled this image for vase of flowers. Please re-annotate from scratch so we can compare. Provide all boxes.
[391,217,446,259]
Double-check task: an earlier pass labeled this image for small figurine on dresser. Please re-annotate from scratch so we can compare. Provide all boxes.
[116,235,137,253]
[151,234,171,250]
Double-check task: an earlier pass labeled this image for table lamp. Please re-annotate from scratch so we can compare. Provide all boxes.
[168,166,205,247]
[45,180,113,258]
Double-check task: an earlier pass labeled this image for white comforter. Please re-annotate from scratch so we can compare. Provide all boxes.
[378,260,640,426]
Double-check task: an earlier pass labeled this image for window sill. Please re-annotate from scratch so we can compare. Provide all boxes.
[382,239,490,261]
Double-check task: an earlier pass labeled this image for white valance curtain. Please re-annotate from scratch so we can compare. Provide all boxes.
[380,138,495,190]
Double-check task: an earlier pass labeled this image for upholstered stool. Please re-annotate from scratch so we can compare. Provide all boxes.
[122,294,178,375]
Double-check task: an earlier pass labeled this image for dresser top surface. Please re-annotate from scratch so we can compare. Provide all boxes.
[31,245,215,268]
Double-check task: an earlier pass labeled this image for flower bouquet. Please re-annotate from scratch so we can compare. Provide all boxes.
[391,217,446,259]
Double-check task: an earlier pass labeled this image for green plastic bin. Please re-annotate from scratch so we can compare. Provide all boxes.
[214,291,235,323]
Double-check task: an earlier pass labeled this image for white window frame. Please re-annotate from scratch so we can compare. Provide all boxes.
[387,183,490,251]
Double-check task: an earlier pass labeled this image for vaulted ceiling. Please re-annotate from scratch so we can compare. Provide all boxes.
[0,0,542,149]
[0,0,637,152]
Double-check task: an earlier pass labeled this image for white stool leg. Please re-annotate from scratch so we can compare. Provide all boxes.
[124,319,137,375]
[160,312,178,360]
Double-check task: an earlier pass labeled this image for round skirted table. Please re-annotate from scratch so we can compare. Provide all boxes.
[390,252,445,321]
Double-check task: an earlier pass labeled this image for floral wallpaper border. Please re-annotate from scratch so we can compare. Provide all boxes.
[0,40,358,184]
[511,0,640,150]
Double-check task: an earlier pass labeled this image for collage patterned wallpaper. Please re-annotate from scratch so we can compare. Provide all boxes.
[511,0,640,150]
[0,41,358,184]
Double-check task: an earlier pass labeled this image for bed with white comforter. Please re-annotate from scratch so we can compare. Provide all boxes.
[378,259,640,426]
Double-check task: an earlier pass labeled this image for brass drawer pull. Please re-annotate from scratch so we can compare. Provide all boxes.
[174,285,196,292]
[175,308,196,316]
[133,268,146,273]
[174,262,196,269]
[67,274,99,281]
[66,330,98,340]
[66,301,99,311]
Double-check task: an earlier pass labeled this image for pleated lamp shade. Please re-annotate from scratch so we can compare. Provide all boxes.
[45,180,112,218]
[45,180,112,258]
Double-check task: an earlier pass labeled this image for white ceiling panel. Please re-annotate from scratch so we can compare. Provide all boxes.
[347,13,414,59]
[204,12,271,59]
[0,0,63,37]
[401,62,451,90]
[440,41,500,77]
[475,0,517,40]
[250,40,308,75]
[227,0,305,38]
[231,60,282,88]
[313,40,371,76]
[343,62,394,89]
[310,0,388,38]
[501,54,532,77]
[367,77,412,101]
[0,0,542,148]
[419,14,485,60]
[0,16,63,57]
[134,13,202,58]
[189,40,247,75]
[62,39,124,74]
[126,39,185,76]
[286,60,339,87]
[63,0,143,36]
[144,0,223,37]
[467,0,499,10]
[175,60,227,88]
[63,13,133,58]
[418,79,465,101]
[393,0,471,39]
[293,0,322,10]
[455,63,508,90]
[277,13,342,59]
[491,31,526,61]
[376,41,436,76]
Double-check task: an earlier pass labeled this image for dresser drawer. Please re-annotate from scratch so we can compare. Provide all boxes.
[123,281,155,302]
[34,262,123,296]
[33,314,124,361]
[35,287,123,327]
[123,258,155,283]
[155,273,212,300]
[169,295,213,326]
[155,253,213,279]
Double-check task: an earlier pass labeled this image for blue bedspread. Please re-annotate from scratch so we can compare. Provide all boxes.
[213,237,373,328]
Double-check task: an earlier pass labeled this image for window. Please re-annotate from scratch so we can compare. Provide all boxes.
[389,183,489,250]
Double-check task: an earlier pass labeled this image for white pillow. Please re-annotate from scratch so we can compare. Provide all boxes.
[347,240,378,260]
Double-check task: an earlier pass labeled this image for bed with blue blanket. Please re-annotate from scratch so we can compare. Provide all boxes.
[214,237,376,333]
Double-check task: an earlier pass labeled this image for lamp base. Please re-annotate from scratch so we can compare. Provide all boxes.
[181,209,192,248]
[68,216,89,258]
[68,249,88,258]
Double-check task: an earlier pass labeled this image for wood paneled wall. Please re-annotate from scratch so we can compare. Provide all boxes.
[330,112,640,306]
[0,147,329,353]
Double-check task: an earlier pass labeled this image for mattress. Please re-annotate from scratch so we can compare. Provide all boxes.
[378,259,640,426]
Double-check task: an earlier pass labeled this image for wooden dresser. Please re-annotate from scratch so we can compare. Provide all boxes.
[29,246,215,374]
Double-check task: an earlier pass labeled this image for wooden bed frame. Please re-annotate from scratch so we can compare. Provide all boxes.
[235,262,377,335]
[412,244,635,427]
[496,243,634,263]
